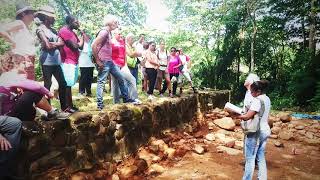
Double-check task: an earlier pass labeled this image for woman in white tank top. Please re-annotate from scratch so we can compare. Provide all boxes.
[0,2,36,80]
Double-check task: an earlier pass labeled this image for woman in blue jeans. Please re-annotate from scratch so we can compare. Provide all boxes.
[238,80,271,180]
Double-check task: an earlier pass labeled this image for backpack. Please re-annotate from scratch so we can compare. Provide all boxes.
[157,49,168,71]
[126,44,138,68]
[240,97,265,135]
[92,29,109,64]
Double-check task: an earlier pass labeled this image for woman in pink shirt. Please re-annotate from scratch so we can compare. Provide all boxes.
[161,47,182,96]
[111,31,140,104]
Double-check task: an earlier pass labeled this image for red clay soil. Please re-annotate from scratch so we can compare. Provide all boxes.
[153,139,320,180]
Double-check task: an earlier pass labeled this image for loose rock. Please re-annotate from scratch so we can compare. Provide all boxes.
[193,144,205,154]
[234,141,243,150]
[205,133,215,141]
[216,146,242,155]
[295,125,305,130]
[274,141,284,147]
[213,117,236,131]
[278,112,292,123]
[148,164,166,174]
[269,134,278,139]
[119,165,138,179]
[279,132,294,140]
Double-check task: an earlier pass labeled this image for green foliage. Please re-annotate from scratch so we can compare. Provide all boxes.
[0,0,319,111]
[164,0,319,111]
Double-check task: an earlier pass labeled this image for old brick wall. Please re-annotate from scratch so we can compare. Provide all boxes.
[14,90,229,179]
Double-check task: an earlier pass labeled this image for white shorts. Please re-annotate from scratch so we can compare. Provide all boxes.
[178,71,192,84]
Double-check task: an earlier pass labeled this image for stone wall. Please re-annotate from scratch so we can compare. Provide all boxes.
[14,90,229,179]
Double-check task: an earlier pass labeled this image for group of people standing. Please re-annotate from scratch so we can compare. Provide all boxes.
[90,15,198,109]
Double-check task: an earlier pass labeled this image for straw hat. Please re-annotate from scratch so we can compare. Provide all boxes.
[35,5,56,18]
[16,1,36,16]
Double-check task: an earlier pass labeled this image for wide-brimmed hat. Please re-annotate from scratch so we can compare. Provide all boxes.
[35,5,56,18]
[16,2,36,16]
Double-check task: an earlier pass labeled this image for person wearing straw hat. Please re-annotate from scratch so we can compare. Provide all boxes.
[35,5,68,112]
[0,1,37,80]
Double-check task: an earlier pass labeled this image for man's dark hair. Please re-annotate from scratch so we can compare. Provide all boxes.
[65,15,75,25]
[170,47,177,52]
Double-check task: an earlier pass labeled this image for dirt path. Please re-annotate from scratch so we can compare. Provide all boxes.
[68,109,320,180]
[154,139,320,180]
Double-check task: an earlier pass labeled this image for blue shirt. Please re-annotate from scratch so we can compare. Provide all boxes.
[36,24,61,66]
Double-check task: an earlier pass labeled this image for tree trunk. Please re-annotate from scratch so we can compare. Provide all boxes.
[237,47,241,85]
[308,0,316,58]
[301,16,306,50]
[57,0,71,15]
[247,0,257,72]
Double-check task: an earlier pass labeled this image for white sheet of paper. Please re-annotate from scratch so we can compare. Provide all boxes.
[224,102,243,114]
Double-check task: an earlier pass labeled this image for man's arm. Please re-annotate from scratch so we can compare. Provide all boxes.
[60,29,84,51]
[237,110,257,121]
[65,33,84,51]
[37,30,55,50]
[50,37,65,48]
[126,45,141,58]
[0,133,11,151]
[91,31,108,70]
[0,21,24,48]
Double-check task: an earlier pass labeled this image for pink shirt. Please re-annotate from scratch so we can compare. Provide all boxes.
[0,77,50,115]
[112,39,126,67]
[168,55,181,74]
[58,26,80,64]
[97,30,112,62]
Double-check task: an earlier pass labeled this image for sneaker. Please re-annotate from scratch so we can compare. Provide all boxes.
[47,109,70,120]
[132,99,142,105]
[159,93,164,97]
[124,99,137,104]
[169,93,173,98]
[147,95,155,101]
[64,107,78,113]
[72,106,79,111]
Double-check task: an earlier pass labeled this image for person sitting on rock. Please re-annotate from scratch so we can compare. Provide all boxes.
[0,91,23,178]
[0,115,22,179]
[0,71,70,121]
